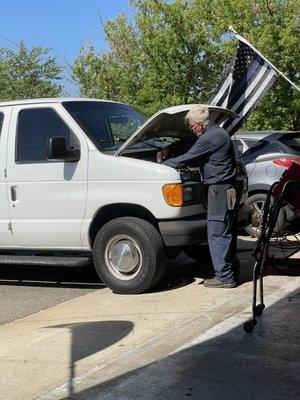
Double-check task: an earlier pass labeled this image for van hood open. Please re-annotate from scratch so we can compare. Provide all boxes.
[115,104,239,156]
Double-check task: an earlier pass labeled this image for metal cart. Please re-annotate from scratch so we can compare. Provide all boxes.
[243,163,300,333]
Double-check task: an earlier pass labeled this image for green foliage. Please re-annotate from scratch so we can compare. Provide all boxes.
[208,0,300,130]
[0,42,62,101]
[73,0,299,130]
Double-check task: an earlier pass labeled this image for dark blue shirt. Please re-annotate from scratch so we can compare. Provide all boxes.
[163,122,236,184]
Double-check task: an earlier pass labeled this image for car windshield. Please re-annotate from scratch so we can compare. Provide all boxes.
[63,101,147,152]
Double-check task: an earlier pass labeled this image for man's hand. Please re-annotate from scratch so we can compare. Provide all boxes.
[156,148,170,164]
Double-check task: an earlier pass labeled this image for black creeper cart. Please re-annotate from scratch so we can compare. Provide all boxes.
[243,162,300,333]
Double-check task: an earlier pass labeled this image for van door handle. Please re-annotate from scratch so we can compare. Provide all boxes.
[11,186,17,202]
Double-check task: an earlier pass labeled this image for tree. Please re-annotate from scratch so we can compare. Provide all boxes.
[73,0,299,129]
[0,42,63,101]
[73,1,232,115]
[204,0,300,130]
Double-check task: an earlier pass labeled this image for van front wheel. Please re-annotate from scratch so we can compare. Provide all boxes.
[93,217,166,294]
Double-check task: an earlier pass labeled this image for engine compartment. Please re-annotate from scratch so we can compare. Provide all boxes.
[121,144,207,206]
[122,147,159,163]
[121,143,248,201]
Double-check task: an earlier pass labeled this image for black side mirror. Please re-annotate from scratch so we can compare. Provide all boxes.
[47,137,80,162]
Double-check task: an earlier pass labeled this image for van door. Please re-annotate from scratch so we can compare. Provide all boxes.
[6,104,88,249]
[0,107,17,247]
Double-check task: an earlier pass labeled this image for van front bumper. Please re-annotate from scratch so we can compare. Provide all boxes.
[158,214,207,247]
[158,204,252,247]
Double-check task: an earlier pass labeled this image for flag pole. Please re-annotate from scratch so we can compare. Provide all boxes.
[229,27,300,93]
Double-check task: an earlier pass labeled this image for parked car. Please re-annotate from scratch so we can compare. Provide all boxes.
[0,99,249,294]
[232,131,300,236]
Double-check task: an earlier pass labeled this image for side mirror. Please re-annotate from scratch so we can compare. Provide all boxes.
[47,137,80,162]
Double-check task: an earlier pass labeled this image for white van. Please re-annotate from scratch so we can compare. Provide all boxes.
[0,98,249,293]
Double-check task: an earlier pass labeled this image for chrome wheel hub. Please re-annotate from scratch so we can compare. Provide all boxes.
[105,235,142,280]
[251,200,265,228]
[246,200,266,237]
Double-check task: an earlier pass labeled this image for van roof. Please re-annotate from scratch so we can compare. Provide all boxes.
[0,97,122,107]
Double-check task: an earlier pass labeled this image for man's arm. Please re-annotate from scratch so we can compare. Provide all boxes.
[167,136,197,157]
[157,136,196,164]
[163,135,212,168]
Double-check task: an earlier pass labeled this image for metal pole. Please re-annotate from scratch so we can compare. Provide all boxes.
[229,27,300,93]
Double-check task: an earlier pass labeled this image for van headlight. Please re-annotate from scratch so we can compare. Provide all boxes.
[162,184,195,207]
[182,185,194,203]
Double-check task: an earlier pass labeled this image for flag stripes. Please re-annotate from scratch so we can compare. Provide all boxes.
[223,72,277,133]
[211,40,278,135]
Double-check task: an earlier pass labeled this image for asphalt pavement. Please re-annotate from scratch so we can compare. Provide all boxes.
[0,236,256,326]
[0,264,103,325]
[0,234,292,326]
[0,253,214,327]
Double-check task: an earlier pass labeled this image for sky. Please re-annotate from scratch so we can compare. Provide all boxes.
[0,0,134,93]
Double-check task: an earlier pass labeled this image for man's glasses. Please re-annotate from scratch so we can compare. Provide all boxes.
[189,123,198,130]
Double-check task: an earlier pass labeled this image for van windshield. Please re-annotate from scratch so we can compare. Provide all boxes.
[63,101,147,152]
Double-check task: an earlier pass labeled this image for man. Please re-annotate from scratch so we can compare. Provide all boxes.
[160,105,239,288]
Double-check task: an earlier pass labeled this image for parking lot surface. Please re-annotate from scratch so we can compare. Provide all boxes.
[0,236,299,400]
[0,264,102,326]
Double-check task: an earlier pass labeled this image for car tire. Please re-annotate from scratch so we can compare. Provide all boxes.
[245,193,287,238]
[184,244,211,263]
[93,217,166,294]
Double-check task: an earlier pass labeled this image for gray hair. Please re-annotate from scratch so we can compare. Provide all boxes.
[185,105,209,125]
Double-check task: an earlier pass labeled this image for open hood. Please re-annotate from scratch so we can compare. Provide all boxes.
[115,104,239,156]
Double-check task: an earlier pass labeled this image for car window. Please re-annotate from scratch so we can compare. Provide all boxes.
[277,132,300,152]
[16,108,79,162]
[243,139,261,149]
[242,140,268,157]
[0,112,3,136]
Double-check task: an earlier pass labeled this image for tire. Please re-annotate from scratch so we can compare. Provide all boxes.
[184,244,211,263]
[245,193,287,238]
[93,217,166,294]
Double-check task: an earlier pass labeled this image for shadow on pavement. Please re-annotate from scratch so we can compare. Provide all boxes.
[0,264,104,289]
[45,320,134,398]
[0,235,294,293]
[156,236,256,292]
[59,288,300,400]
[0,253,208,292]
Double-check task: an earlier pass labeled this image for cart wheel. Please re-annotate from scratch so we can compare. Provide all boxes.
[243,320,257,333]
[254,304,265,317]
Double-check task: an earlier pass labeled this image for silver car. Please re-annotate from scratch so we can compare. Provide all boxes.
[232,131,300,236]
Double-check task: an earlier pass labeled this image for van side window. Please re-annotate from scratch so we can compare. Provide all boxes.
[0,112,4,136]
[16,108,79,162]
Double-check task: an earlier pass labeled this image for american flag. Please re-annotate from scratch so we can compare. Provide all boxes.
[211,38,278,135]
